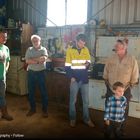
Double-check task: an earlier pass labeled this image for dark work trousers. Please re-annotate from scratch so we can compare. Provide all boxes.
[27,70,48,112]
[105,84,131,134]
[104,120,123,139]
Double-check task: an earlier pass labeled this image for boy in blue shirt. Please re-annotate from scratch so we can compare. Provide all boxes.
[104,81,127,138]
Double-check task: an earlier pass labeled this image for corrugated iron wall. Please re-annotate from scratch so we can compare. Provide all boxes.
[87,0,140,25]
[7,0,47,27]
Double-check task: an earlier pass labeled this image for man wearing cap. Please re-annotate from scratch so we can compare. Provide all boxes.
[103,39,139,136]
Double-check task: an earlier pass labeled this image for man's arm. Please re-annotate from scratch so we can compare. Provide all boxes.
[130,57,139,87]
[5,61,10,72]
[26,55,48,64]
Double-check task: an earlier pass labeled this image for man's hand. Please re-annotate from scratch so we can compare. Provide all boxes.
[105,120,110,126]
[38,56,47,64]
[71,77,76,83]
[104,79,108,85]
[85,61,90,68]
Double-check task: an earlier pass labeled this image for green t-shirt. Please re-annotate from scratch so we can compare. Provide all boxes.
[0,44,10,80]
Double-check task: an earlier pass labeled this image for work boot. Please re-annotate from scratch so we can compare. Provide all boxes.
[70,120,76,128]
[84,120,95,128]
[26,110,36,117]
[1,106,13,121]
[42,111,48,118]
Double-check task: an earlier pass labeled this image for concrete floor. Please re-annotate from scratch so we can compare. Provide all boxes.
[0,93,140,139]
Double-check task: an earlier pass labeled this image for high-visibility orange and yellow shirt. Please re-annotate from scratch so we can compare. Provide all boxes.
[65,46,91,84]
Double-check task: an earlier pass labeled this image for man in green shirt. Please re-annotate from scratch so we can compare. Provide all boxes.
[0,30,13,121]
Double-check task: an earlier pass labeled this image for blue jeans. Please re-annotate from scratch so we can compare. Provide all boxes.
[27,70,48,112]
[0,80,6,107]
[69,81,90,123]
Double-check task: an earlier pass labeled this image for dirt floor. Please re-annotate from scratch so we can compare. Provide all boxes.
[0,93,140,139]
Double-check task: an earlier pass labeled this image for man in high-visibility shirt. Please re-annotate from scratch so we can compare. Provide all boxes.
[65,34,95,128]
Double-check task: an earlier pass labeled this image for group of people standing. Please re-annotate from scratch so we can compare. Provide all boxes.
[65,34,139,138]
[103,38,139,138]
[0,30,139,139]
